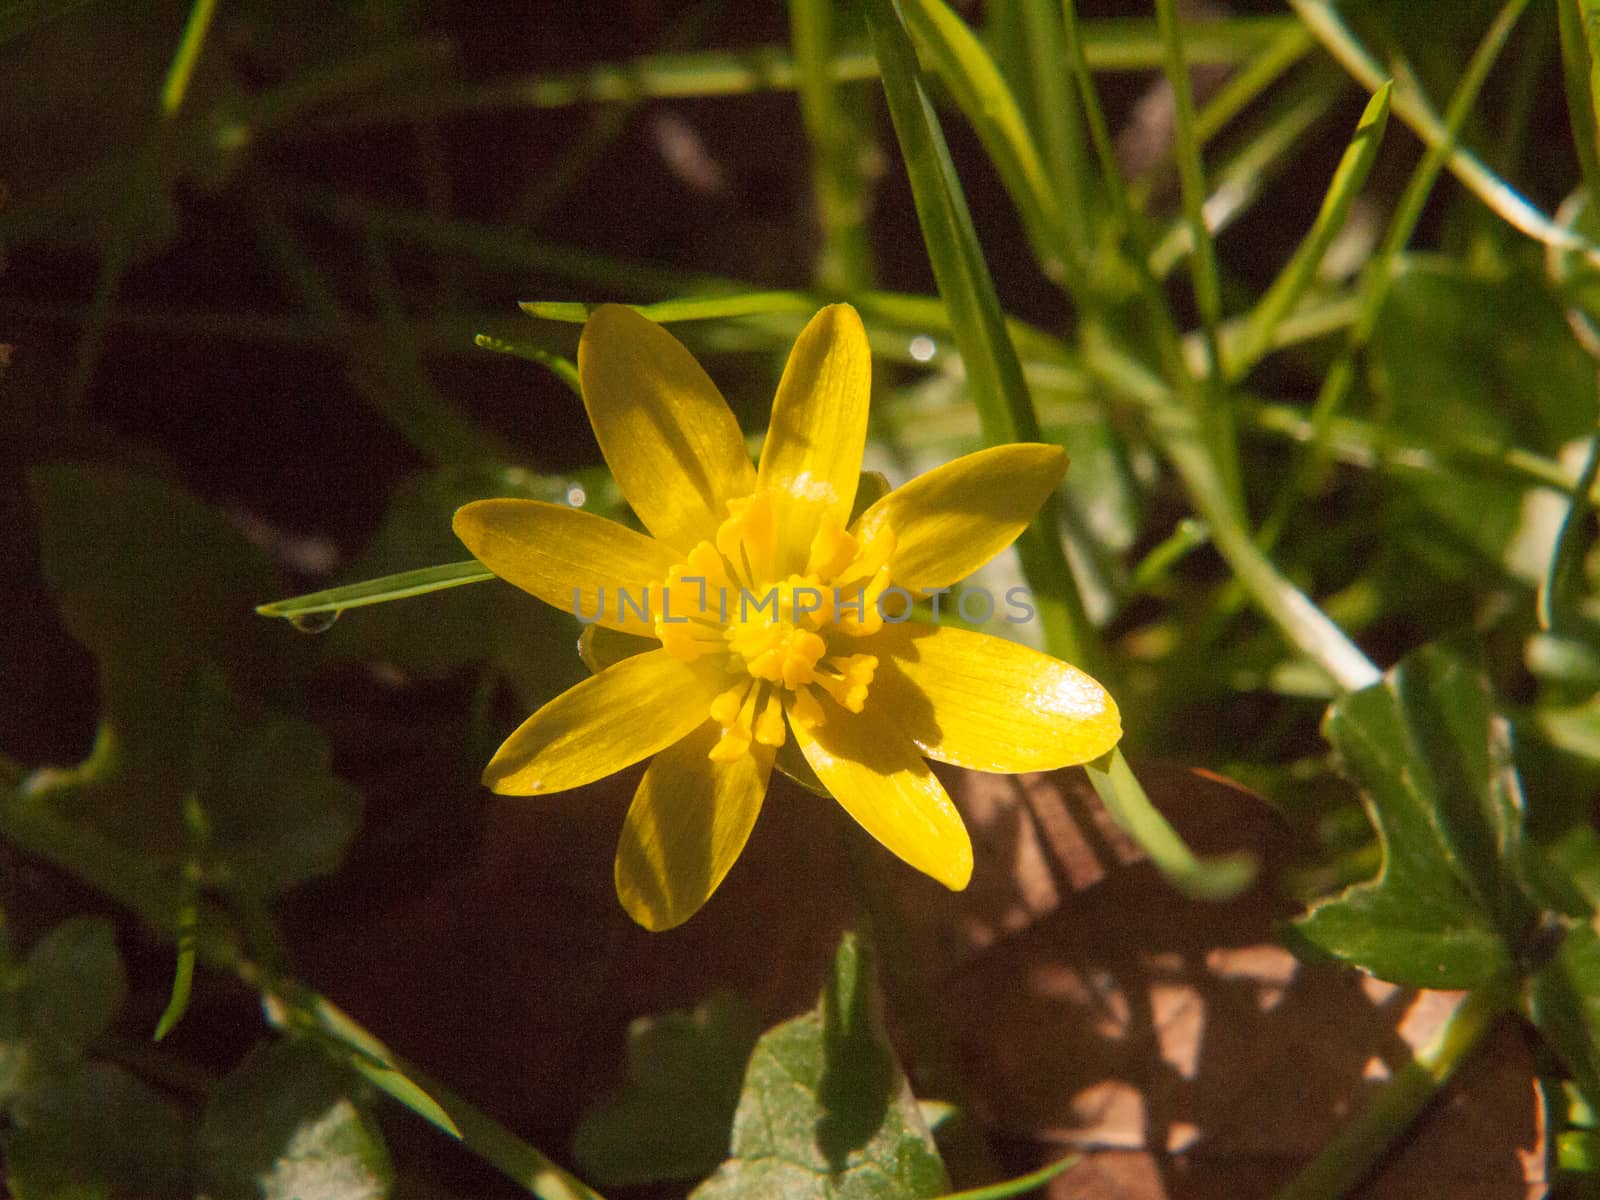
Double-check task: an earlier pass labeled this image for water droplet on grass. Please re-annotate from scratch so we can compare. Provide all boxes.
[288,610,341,634]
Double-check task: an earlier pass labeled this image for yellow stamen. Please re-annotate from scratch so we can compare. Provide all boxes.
[814,654,877,713]
[649,487,895,762]
[805,515,857,580]
[754,689,786,747]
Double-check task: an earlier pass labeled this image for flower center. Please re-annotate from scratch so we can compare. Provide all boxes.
[652,489,895,761]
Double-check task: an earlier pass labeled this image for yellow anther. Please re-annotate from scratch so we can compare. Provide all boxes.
[788,687,826,729]
[754,690,786,747]
[657,618,718,661]
[708,726,752,763]
[815,653,877,713]
[716,491,776,588]
[805,515,858,580]
[709,677,766,763]
[835,563,891,636]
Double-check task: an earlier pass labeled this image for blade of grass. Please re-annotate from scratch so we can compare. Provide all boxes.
[1291,0,1600,267]
[255,561,495,621]
[1227,81,1391,380]
[1147,61,1339,280]
[934,1154,1078,1200]
[898,0,1073,282]
[1560,0,1600,205]
[1258,0,1532,549]
[1154,0,1239,511]
[1191,20,1316,148]
[868,0,1255,899]
[282,183,733,296]
[867,0,1090,667]
[312,18,1303,131]
[249,190,515,465]
[474,335,582,396]
[64,0,220,415]
[153,791,208,1041]
[1274,987,1509,1200]
[1539,416,1600,633]
[522,292,813,323]
[792,0,879,293]
[1018,0,1090,261]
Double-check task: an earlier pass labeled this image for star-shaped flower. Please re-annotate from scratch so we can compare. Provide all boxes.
[454,304,1121,929]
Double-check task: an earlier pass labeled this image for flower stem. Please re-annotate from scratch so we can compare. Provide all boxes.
[1272,986,1507,1200]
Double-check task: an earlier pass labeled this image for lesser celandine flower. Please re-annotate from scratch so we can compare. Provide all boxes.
[453,304,1121,930]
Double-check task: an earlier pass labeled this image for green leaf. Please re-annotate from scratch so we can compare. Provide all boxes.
[573,991,760,1186]
[204,717,362,896]
[0,917,126,1106]
[27,465,360,896]
[1530,921,1600,1109]
[1294,644,1535,987]
[690,932,948,1200]
[3,1061,190,1200]
[29,462,293,690]
[20,917,126,1066]
[199,1039,393,1200]
[1368,262,1597,583]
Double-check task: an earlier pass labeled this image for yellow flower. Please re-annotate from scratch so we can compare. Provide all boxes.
[453,304,1121,930]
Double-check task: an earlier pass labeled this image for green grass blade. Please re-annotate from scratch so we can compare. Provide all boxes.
[255,561,495,621]
[1191,21,1316,148]
[521,291,815,323]
[866,0,1088,665]
[1083,15,1305,70]
[869,0,1254,898]
[313,18,1303,132]
[1560,0,1600,204]
[1273,988,1507,1200]
[1260,0,1531,548]
[1018,0,1090,259]
[1155,0,1239,509]
[898,0,1071,281]
[1147,65,1339,280]
[1292,0,1599,266]
[1539,420,1600,633]
[153,792,209,1041]
[791,0,879,292]
[473,335,582,396]
[935,1153,1079,1200]
[1229,81,1391,379]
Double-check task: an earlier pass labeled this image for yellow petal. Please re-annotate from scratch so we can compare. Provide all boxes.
[860,622,1121,772]
[454,498,676,635]
[789,699,972,889]
[852,443,1067,592]
[614,722,773,931]
[578,305,756,551]
[482,649,713,794]
[756,304,871,575]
